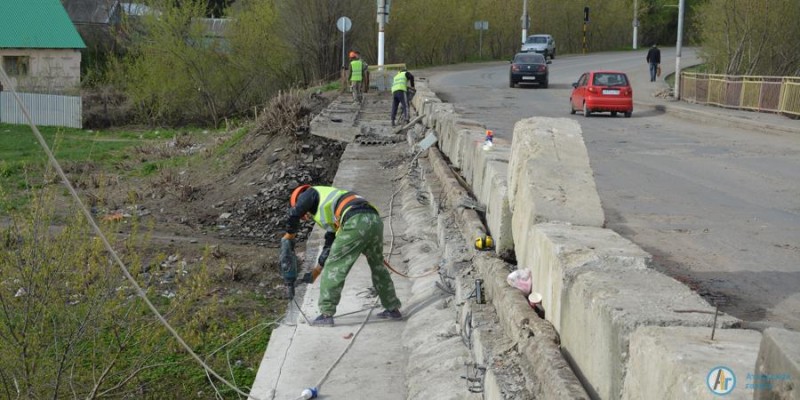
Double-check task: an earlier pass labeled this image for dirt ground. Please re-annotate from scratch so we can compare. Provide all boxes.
[65,90,345,311]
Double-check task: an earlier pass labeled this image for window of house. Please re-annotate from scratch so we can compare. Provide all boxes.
[2,56,30,77]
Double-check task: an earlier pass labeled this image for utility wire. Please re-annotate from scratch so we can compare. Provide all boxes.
[0,67,263,400]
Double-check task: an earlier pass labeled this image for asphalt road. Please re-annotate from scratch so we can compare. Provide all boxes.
[416,48,800,331]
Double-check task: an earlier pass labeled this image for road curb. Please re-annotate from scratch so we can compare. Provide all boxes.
[635,99,800,136]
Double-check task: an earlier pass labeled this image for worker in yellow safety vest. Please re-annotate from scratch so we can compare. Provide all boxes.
[349,51,368,103]
[390,66,415,127]
[281,184,403,326]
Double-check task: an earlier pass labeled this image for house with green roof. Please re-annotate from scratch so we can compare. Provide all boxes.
[0,0,86,93]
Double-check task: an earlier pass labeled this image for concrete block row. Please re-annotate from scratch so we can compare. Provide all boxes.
[413,89,514,258]
[412,82,795,400]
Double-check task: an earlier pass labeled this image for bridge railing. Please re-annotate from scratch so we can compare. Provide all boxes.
[681,72,800,118]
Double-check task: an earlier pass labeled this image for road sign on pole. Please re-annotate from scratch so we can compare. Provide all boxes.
[337,16,352,68]
[474,20,488,58]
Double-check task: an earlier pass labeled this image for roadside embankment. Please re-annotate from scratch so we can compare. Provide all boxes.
[412,81,799,400]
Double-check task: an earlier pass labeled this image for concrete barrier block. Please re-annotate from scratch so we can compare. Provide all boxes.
[450,129,484,170]
[438,118,484,165]
[754,328,800,400]
[561,268,741,400]
[521,223,652,333]
[433,112,456,155]
[428,103,454,133]
[623,326,761,400]
[507,117,604,227]
[459,131,484,187]
[464,136,510,194]
[481,162,514,259]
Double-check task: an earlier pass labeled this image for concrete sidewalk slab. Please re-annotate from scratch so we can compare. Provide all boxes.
[250,142,412,400]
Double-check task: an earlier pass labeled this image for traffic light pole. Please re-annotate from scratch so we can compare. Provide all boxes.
[582,6,589,54]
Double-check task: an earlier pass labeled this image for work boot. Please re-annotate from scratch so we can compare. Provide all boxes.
[310,314,334,327]
[391,120,395,127]
[376,309,402,320]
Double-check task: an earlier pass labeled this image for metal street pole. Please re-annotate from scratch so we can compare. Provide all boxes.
[521,0,528,44]
[632,0,638,50]
[377,0,386,68]
[479,27,483,58]
[674,0,685,99]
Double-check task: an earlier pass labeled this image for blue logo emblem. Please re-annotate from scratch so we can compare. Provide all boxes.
[707,366,736,395]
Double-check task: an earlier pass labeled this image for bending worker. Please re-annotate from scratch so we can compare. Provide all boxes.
[390,66,415,127]
[283,184,402,326]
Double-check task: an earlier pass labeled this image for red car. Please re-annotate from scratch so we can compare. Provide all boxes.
[570,71,633,117]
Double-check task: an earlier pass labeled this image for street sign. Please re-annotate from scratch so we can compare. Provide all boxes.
[336,16,352,32]
[474,20,489,30]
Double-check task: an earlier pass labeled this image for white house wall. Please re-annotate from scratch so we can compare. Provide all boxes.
[0,49,81,93]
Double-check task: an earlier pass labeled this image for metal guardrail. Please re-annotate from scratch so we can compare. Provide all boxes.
[680,72,800,118]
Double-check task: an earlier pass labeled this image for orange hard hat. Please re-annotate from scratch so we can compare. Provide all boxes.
[486,130,493,136]
[290,184,311,207]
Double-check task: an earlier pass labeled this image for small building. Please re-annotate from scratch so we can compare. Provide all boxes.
[0,0,86,93]
[61,0,123,56]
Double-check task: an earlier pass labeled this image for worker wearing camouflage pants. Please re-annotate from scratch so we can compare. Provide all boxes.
[318,211,401,319]
[283,185,402,327]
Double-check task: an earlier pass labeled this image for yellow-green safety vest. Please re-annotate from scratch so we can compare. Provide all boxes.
[392,71,408,92]
[311,186,348,232]
[350,60,364,82]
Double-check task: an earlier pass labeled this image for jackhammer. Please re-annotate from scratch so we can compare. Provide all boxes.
[279,236,298,299]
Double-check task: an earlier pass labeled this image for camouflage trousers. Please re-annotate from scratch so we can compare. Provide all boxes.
[318,212,401,316]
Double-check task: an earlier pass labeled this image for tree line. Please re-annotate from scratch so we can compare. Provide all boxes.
[93,0,800,125]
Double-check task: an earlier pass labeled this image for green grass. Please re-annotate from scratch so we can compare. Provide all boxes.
[0,123,219,212]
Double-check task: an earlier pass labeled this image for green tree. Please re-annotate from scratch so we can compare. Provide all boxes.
[273,0,375,84]
[696,0,800,75]
[109,0,293,126]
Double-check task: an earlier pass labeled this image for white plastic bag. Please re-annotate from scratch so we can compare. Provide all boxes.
[506,269,532,294]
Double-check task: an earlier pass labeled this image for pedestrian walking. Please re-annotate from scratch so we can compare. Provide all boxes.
[282,185,403,327]
[390,66,415,127]
[349,51,368,103]
[646,44,661,82]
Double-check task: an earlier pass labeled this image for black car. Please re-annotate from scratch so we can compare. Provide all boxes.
[509,52,550,88]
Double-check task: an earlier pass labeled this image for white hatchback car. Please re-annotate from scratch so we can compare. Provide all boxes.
[521,34,556,59]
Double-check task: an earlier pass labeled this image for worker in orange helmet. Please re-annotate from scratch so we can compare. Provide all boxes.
[348,51,368,103]
[282,184,402,327]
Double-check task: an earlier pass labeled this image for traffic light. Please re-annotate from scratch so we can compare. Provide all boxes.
[584,6,590,23]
